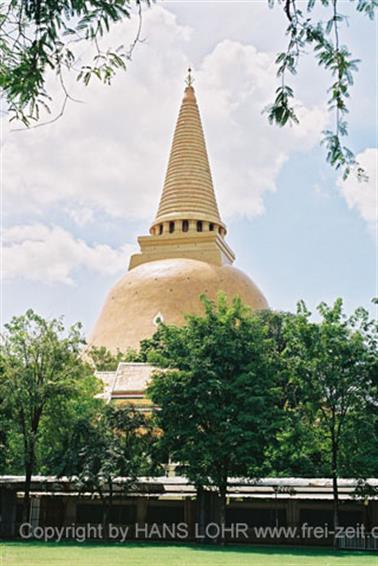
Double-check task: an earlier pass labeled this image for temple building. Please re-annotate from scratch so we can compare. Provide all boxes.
[89,72,268,355]
[1,75,377,548]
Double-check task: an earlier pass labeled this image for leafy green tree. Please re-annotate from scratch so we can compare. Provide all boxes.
[35,372,102,476]
[266,0,376,179]
[0,0,151,125]
[147,294,280,543]
[339,408,378,480]
[1,0,375,177]
[0,309,99,521]
[281,299,378,545]
[337,305,378,482]
[87,345,141,371]
[0,400,9,472]
[68,404,152,536]
[258,309,331,478]
[0,357,11,472]
[0,371,101,477]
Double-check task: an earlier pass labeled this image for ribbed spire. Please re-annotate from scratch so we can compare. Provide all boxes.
[151,81,225,232]
[129,75,235,271]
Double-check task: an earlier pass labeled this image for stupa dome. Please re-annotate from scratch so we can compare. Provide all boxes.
[89,70,268,353]
[89,258,268,353]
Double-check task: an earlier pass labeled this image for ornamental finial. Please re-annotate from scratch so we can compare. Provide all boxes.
[186,67,194,87]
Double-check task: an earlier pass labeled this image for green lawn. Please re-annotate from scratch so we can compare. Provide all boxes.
[0,542,377,566]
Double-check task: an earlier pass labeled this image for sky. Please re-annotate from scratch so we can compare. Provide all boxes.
[2,0,377,336]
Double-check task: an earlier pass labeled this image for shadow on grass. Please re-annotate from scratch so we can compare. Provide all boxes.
[0,540,374,559]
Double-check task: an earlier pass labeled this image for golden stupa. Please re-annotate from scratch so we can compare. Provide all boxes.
[89,71,268,352]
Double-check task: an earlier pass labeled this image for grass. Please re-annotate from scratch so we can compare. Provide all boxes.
[0,542,377,566]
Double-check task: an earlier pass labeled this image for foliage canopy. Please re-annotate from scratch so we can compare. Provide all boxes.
[0,0,376,177]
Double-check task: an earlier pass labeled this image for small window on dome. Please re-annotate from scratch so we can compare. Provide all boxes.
[169,221,175,234]
[182,220,189,232]
[153,312,164,326]
[197,221,203,232]
[209,223,215,231]
[159,224,163,235]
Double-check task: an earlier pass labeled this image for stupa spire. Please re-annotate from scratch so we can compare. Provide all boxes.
[151,70,225,234]
[129,71,235,271]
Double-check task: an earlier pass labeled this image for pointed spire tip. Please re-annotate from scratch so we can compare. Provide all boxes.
[185,67,194,87]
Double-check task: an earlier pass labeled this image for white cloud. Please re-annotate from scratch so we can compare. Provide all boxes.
[337,148,377,235]
[197,39,327,217]
[3,5,327,227]
[65,206,95,226]
[2,224,136,284]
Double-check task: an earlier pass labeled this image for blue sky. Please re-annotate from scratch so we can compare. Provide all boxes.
[2,1,377,335]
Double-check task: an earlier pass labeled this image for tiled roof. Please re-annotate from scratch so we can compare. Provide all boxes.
[96,363,158,401]
[1,476,377,500]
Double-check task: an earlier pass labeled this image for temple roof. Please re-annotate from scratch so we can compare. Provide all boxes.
[152,80,224,229]
[2,475,376,500]
[96,362,156,406]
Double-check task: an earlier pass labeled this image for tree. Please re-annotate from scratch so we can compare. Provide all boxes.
[1,1,375,177]
[0,394,9,472]
[255,309,331,478]
[87,345,141,371]
[0,356,11,472]
[0,309,99,521]
[68,403,152,537]
[266,0,376,179]
[147,294,280,544]
[35,371,102,476]
[282,299,378,546]
[0,0,151,125]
